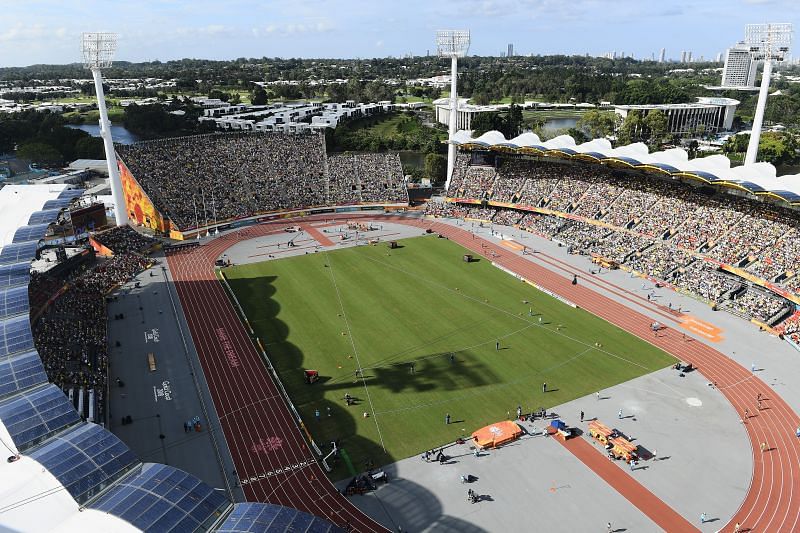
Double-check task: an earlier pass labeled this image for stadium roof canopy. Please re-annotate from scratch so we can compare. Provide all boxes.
[0,185,73,247]
[0,184,343,532]
[451,131,800,205]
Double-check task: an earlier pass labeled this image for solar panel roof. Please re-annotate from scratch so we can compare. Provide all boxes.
[0,314,35,357]
[0,285,30,319]
[29,423,138,504]
[0,350,47,400]
[12,224,51,244]
[0,263,29,289]
[216,503,342,533]
[90,463,230,532]
[0,384,80,451]
[0,242,38,265]
[27,209,61,226]
[42,199,72,210]
[58,189,84,200]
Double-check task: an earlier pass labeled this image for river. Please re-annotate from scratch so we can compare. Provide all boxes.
[541,117,579,133]
[66,124,140,145]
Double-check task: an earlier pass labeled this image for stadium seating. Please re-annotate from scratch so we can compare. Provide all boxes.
[426,154,800,328]
[117,132,409,231]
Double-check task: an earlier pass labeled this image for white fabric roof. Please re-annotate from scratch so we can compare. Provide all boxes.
[0,456,80,531]
[451,130,800,202]
[0,184,69,247]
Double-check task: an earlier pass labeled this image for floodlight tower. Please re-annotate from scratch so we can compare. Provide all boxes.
[743,23,792,165]
[436,30,470,190]
[82,32,128,225]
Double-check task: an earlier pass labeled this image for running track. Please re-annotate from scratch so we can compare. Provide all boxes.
[166,214,800,532]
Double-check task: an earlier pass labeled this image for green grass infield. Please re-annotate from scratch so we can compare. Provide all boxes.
[224,235,675,479]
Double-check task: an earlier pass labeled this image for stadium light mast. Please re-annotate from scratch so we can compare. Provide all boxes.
[743,23,792,165]
[82,32,128,226]
[437,29,470,191]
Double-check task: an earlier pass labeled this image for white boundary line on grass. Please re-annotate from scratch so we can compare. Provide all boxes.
[323,250,388,452]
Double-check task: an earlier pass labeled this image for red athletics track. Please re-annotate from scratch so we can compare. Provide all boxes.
[166,223,386,532]
[167,214,800,533]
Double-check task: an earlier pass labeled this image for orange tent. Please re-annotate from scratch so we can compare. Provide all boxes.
[588,420,614,444]
[610,437,638,461]
[472,421,523,450]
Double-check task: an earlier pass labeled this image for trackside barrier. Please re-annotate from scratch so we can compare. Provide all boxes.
[492,261,578,308]
[217,270,324,459]
[218,271,254,335]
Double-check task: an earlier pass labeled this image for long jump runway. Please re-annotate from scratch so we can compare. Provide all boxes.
[166,214,800,533]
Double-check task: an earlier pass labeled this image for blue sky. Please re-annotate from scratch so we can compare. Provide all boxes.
[1,0,798,67]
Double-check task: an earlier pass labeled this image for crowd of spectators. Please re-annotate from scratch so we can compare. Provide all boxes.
[745,228,800,283]
[423,201,469,219]
[519,213,566,237]
[433,154,800,327]
[726,286,789,323]
[628,244,695,280]
[459,167,497,200]
[92,226,157,255]
[444,153,471,198]
[671,196,741,251]
[493,209,524,226]
[464,206,496,220]
[669,262,741,302]
[31,252,150,421]
[327,153,407,206]
[117,132,408,231]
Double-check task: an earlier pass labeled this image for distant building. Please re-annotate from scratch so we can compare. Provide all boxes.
[613,97,740,136]
[659,48,666,63]
[687,51,693,63]
[680,51,687,63]
[716,52,723,63]
[507,43,514,57]
[722,44,758,88]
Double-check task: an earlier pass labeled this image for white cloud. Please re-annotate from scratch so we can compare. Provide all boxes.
[261,20,334,36]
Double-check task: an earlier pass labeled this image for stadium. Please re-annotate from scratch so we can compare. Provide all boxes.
[1,115,800,532]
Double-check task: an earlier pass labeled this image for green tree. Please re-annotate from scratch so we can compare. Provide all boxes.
[506,103,523,138]
[577,109,619,139]
[617,110,643,145]
[471,93,490,105]
[643,109,669,148]
[251,87,268,105]
[471,112,506,136]
[17,142,62,167]
[424,153,447,183]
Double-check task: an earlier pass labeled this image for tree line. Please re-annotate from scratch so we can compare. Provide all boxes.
[0,110,104,166]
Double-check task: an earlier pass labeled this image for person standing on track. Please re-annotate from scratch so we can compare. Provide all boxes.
[445,413,451,425]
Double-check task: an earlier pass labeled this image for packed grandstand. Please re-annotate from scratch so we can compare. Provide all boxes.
[116,132,409,234]
[425,141,800,345]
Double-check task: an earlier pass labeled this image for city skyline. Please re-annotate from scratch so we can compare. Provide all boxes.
[1,0,798,67]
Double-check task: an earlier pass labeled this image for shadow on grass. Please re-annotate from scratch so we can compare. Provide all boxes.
[224,272,396,481]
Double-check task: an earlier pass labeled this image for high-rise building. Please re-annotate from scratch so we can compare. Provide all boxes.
[659,48,666,63]
[687,51,692,62]
[722,43,758,87]
[716,52,723,63]
[507,43,514,57]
